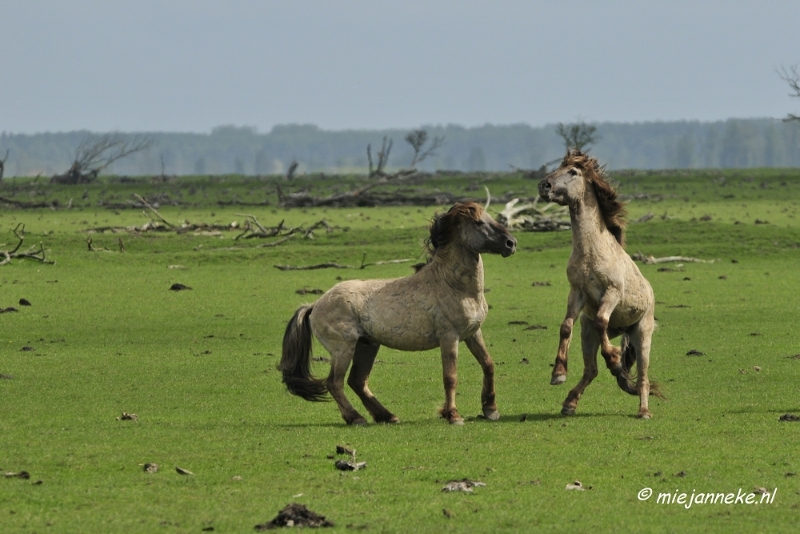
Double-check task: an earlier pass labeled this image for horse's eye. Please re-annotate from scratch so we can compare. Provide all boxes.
[475,220,485,226]
[568,168,578,176]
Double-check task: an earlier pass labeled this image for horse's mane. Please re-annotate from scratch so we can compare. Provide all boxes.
[425,202,483,255]
[561,149,627,246]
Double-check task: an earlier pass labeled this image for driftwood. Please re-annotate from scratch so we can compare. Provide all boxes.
[495,197,571,232]
[630,252,714,265]
[277,170,461,208]
[275,253,413,271]
[1,224,55,266]
[0,195,61,209]
[133,193,174,228]
[233,214,339,241]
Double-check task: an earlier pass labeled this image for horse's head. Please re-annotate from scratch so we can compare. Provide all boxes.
[538,150,593,207]
[429,202,516,257]
[538,149,626,245]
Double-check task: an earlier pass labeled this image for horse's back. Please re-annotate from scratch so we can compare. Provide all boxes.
[311,273,482,352]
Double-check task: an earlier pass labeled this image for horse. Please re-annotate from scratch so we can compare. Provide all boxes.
[280,202,517,425]
[538,150,660,418]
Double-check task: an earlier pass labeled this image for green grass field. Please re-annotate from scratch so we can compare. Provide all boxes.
[1,170,799,533]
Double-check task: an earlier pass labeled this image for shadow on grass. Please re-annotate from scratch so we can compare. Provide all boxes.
[271,410,639,428]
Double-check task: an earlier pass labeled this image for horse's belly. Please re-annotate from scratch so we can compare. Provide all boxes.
[362,309,439,351]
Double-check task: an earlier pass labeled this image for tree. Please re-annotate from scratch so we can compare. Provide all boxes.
[0,149,8,181]
[404,129,444,167]
[367,136,393,177]
[51,134,152,184]
[778,65,800,122]
[555,122,599,152]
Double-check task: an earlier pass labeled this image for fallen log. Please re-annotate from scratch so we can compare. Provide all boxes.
[630,252,714,264]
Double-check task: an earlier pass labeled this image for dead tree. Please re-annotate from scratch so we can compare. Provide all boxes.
[778,65,800,121]
[367,137,392,177]
[0,149,8,181]
[286,160,299,180]
[555,122,599,153]
[405,129,444,167]
[51,134,153,184]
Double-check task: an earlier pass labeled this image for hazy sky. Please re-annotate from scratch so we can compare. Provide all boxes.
[2,1,799,134]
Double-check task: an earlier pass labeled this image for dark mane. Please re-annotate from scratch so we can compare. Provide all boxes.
[561,149,627,246]
[425,202,483,254]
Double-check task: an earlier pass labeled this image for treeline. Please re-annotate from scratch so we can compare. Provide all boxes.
[1,118,799,178]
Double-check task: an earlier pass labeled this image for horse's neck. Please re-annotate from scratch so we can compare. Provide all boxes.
[431,247,484,296]
[569,191,614,256]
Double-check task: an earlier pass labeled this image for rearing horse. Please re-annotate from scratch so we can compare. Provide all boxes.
[538,150,659,418]
[280,202,517,425]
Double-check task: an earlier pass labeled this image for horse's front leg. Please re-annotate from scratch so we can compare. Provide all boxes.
[464,329,499,421]
[552,289,584,385]
[439,336,463,425]
[561,314,600,415]
[594,288,623,374]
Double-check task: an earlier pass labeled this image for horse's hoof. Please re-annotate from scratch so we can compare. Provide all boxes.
[551,374,567,385]
[638,411,652,420]
[349,417,369,426]
[561,406,576,416]
[483,410,500,421]
[450,418,465,426]
[374,413,400,424]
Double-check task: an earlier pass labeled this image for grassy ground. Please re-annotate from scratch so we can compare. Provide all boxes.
[1,170,799,533]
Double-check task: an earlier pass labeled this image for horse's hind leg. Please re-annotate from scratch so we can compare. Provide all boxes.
[629,315,655,419]
[465,329,499,420]
[347,339,399,423]
[315,326,369,425]
[561,314,600,415]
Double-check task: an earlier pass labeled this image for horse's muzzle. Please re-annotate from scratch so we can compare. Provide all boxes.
[538,178,552,200]
[501,236,517,257]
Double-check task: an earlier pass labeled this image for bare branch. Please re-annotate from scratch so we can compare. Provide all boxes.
[52,134,153,184]
[0,224,55,266]
[406,129,444,167]
[778,64,800,122]
[133,193,174,228]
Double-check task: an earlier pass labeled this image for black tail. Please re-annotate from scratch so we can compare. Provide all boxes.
[614,335,639,395]
[280,305,329,401]
[614,334,664,398]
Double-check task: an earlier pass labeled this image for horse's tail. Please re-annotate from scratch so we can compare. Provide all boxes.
[614,334,664,399]
[613,335,639,395]
[280,304,329,401]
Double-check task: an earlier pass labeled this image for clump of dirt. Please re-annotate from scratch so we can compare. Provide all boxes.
[255,503,334,530]
[169,283,192,291]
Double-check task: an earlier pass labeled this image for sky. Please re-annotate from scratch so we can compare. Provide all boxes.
[1,1,799,134]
